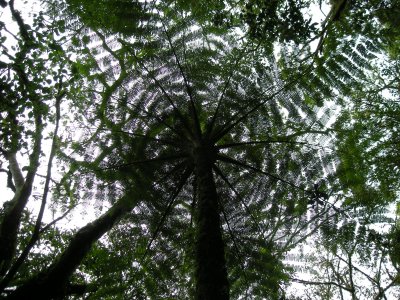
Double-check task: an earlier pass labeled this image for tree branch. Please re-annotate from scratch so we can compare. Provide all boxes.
[5,152,24,190]
[216,153,307,193]
[97,153,186,171]
[211,64,312,143]
[161,21,202,140]
[212,165,263,234]
[141,167,192,262]
[291,278,353,293]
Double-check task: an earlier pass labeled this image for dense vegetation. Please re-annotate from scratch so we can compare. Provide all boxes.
[0,0,399,299]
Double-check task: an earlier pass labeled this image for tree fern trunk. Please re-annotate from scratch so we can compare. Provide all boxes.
[194,144,229,300]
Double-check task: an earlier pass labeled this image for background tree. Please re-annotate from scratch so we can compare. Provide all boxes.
[0,2,148,299]
[294,211,399,299]
[0,0,69,284]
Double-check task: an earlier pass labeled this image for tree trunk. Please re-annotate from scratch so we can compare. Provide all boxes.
[6,193,136,300]
[194,144,229,300]
[0,152,34,277]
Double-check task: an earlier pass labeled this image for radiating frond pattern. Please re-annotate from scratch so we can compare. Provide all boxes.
[49,1,361,298]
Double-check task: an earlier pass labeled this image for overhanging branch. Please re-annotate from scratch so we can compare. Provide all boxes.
[212,165,263,234]
[211,65,313,143]
[216,139,306,149]
[216,153,307,193]
[291,278,353,292]
[98,154,186,171]
[161,21,202,140]
[140,167,193,262]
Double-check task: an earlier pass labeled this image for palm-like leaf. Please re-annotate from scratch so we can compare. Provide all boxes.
[61,3,337,298]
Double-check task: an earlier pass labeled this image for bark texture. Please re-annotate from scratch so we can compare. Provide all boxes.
[194,143,229,300]
[0,153,31,277]
[6,194,135,300]
[6,152,24,190]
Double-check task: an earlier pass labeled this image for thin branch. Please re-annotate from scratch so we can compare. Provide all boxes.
[216,153,307,193]
[40,206,76,234]
[106,129,178,146]
[217,195,252,290]
[121,41,193,141]
[219,201,241,256]
[212,165,263,234]
[97,154,186,171]
[0,167,16,192]
[34,81,64,235]
[216,139,306,149]
[121,92,186,138]
[210,67,312,143]
[280,206,336,251]
[314,0,348,54]
[333,252,381,291]
[161,22,202,140]
[35,173,58,185]
[3,26,19,41]
[0,204,75,291]
[140,167,192,261]
[93,30,126,69]
[291,278,353,293]
[206,49,246,138]
[216,129,330,150]
[142,67,193,140]
[9,0,32,42]
[374,273,398,300]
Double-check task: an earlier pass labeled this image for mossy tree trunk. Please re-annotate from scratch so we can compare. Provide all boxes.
[6,193,136,300]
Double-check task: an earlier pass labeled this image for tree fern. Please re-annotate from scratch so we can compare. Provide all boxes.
[40,2,342,298]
